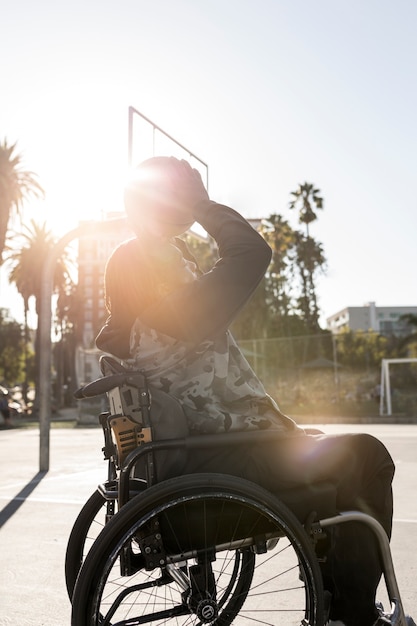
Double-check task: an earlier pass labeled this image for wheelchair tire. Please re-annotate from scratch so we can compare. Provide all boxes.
[65,479,147,599]
[65,489,106,599]
[71,473,325,626]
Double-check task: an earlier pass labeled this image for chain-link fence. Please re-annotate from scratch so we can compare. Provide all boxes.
[237,334,417,420]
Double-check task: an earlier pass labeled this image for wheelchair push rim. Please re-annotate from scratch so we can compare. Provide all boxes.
[71,473,325,626]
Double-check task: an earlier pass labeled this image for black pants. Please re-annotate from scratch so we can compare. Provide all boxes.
[179,431,395,626]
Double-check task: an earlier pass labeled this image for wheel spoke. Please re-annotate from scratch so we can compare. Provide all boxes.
[71,474,323,625]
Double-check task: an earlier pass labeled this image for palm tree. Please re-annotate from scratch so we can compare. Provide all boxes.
[289,183,325,332]
[399,313,417,357]
[261,214,296,322]
[6,220,74,405]
[294,232,326,332]
[289,182,323,237]
[0,138,44,265]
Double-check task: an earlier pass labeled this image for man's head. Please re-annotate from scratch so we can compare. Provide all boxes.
[124,156,196,238]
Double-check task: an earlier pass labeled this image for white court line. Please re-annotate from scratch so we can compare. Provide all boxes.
[0,494,92,505]
[0,470,103,492]
[1,493,417,523]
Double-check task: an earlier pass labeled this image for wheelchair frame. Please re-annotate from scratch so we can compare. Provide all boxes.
[68,357,408,626]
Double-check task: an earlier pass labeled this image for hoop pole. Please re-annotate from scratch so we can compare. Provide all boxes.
[128,106,134,166]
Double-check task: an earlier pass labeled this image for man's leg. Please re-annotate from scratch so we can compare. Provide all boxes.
[181,431,395,626]
[252,432,395,626]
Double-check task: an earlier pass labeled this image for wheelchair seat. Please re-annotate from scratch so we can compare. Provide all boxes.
[79,356,338,523]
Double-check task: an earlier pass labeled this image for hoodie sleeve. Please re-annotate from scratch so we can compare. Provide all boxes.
[139,201,272,344]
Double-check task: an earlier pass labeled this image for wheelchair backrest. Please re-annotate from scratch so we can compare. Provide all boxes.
[99,355,189,481]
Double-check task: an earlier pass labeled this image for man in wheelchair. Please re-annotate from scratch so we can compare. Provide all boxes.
[96,156,414,626]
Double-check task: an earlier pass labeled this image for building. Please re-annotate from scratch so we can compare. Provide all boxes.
[76,215,132,385]
[326,302,417,337]
[77,215,133,347]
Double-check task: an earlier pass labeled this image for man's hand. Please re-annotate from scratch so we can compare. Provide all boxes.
[169,159,210,214]
[125,156,210,239]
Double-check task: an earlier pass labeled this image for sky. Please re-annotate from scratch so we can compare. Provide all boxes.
[1,0,416,327]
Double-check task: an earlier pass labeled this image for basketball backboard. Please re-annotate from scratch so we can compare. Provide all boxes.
[128,106,208,189]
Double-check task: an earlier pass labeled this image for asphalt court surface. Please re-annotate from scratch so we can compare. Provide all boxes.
[0,422,416,625]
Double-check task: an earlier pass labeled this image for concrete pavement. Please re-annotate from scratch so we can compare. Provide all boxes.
[0,421,416,625]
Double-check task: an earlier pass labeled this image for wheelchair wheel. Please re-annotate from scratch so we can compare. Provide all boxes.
[65,479,147,599]
[71,473,324,626]
[65,489,107,599]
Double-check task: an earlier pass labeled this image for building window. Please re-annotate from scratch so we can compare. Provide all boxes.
[380,321,393,333]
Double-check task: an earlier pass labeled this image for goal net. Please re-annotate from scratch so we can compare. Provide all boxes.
[379,358,417,415]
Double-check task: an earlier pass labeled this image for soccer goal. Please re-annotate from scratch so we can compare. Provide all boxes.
[379,358,417,415]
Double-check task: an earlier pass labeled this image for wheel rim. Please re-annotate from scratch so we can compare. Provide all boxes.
[80,485,322,625]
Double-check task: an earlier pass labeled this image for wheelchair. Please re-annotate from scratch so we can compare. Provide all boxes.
[67,356,408,626]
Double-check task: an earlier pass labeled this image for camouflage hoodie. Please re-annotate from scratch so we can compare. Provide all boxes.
[97,201,300,436]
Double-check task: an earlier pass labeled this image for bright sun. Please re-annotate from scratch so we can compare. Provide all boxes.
[18,105,209,240]
[27,160,130,238]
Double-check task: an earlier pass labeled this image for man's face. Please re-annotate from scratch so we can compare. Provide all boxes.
[139,215,194,240]
[148,241,198,297]
[170,244,198,284]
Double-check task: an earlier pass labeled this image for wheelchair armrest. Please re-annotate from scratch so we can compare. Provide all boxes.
[119,430,339,522]
[74,372,147,399]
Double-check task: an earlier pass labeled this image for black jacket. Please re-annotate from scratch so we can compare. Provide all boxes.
[96,201,272,358]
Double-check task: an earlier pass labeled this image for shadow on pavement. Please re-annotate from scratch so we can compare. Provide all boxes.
[0,471,47,528]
